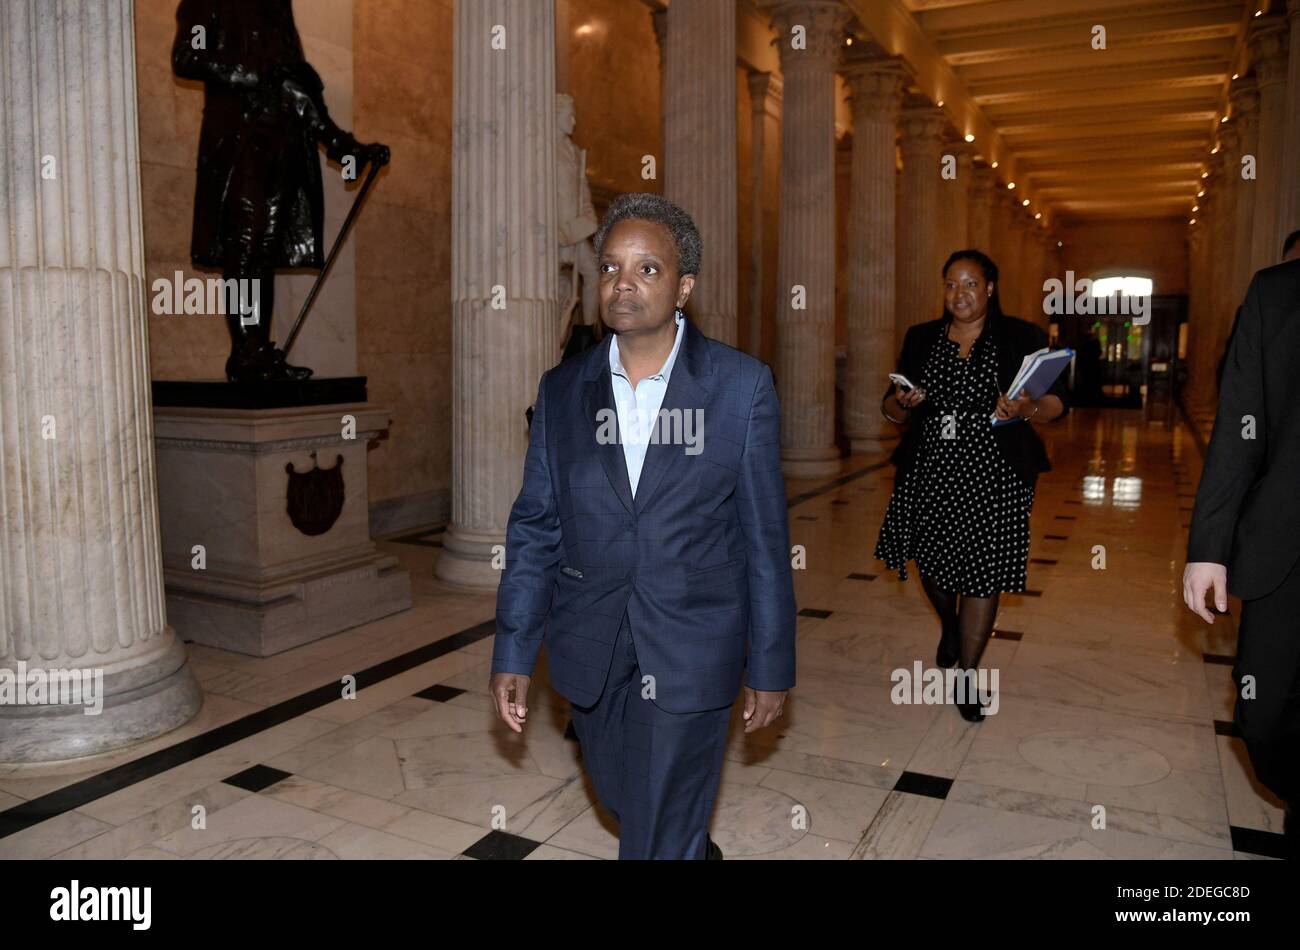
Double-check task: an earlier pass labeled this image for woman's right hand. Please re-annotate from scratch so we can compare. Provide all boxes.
[895,384,926,409]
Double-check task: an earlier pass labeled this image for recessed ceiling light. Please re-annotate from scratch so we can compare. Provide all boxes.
[1232,73,1240,80]
[1034,212,1042,219]
[964,133,974,142]
[936,100,945,107]
[1190,217,1197,224]
[991,161,999,169]
[1022,198,1030,206]
[1192,205,1199,212]
[1197,189,1205,197]
[1008,181,1016,189]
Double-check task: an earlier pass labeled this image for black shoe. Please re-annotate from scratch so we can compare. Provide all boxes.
[706,836,723,860]
[226,343,313,383]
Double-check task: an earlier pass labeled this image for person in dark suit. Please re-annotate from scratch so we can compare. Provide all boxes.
[1185,256,1300,857]
[490,193,796,859]
[1214,229,1300,391]
[876,250,1069,720]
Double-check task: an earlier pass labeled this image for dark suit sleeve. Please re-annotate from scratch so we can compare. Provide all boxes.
[736,365,797,691]
[173,0,257,90]
[1187,274,1267,565]
[491,373,562,676]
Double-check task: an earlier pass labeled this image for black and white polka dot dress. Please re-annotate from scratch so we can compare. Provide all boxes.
[874,329,1035,597]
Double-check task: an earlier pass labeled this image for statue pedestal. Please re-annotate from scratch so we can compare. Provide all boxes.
[152,400,411,657]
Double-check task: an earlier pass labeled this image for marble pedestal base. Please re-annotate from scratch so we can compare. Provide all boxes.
[153,402,411,657]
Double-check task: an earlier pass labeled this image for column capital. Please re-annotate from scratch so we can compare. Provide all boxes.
[841,53,906,121]
[748,69,784,116]
[760,0,853,65]
[1248,14,1289,88]
[1229,74,1259,117]
[899,98,947,152]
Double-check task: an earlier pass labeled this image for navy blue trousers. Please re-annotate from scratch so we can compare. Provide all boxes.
[568,613,733,859]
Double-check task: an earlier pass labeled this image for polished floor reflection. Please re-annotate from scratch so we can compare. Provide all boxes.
[0,409,1284,859]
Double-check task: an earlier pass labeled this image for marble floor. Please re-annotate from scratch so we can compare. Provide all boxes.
[0,407,1286,860]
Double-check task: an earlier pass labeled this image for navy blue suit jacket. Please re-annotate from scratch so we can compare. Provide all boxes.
[491,317,797,714]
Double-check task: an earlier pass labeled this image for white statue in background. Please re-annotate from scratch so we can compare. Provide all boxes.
[556,93,599,344]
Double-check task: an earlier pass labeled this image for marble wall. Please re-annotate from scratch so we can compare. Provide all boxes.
[1056,218,1190,295]
[352,0,454,532]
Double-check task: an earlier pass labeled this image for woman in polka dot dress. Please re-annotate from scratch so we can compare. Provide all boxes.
[875,250,1069,721]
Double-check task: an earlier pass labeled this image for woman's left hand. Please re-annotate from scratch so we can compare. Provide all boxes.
[995,388,1034,421]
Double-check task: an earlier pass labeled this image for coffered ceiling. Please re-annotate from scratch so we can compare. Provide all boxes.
[873,0,1267,222]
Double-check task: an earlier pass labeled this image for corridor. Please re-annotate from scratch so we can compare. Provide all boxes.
[0,408,1279,860]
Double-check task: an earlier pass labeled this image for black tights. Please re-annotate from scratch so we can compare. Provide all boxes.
[920,574,1000,669]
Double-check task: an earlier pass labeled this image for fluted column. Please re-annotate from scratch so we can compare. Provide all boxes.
[761,0,850,478]
[938,137,973,258]
[663,0,738,344]
[897,100,947,334]
[439,0,559,588]
[1276,1,1300,254]
[1229,78,1259,305]
[1248,14,1289,273]
[0,0,202,762]
[1003,203,1027,317]
[968,161,995,252]
[747,71,783,362]
[1184,223,1208,403]
[842,53,904,451]
[1187,179,1220,411]
[1211,130,1239,338]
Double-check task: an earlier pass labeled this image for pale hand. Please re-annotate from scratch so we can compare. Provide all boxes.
[1183,562,1228,623]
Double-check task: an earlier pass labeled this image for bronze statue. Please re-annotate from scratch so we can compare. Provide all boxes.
[173,0,388,383]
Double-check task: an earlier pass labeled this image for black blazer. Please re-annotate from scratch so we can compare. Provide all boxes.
[1188,258,1300,600]
[886,315,1070,488]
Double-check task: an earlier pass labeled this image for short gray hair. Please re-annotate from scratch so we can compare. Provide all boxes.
[593,192,702,277]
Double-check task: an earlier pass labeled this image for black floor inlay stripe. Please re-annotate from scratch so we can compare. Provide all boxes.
[223,764,294,793]
[787,458,892,509]
[414,684,467,703]
[894,771,953,799]
[1064,499,1083,505]
[831,499,849,506]
[1203,653,1236,665]
[847,572,877,581]
[1229,825,1289,860]
[1043,534,1069,540]
[1013,590,1043,598]
[992,629,1024,641]
[796,515,818,521]
[798,608,833,619]
[1214,720,1241,738]
[0,617,497,840]
[1054,515,1076,521]
[463,829,543,860]
[1030,558,1057,565]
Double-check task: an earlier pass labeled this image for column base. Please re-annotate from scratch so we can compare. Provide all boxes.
[0,635,203,765]
[848,433,900,455]
[781,447,843,480]
[435,525,506,590]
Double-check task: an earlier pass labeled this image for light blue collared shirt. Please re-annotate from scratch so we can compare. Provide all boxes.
[609,312,685,497]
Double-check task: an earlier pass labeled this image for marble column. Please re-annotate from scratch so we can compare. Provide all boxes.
[968,161,995,252]
[1248,14,1289,273]
[0,0,202,763]
[1184,223,1208,404]
[842,52,905,451]
[1276,0,1300,253]
[747,72,782,362]
[762,1,850,479]
[1003,202,1027,318]
[897,99,947,335]
[938,137,973,258]
[1212,126,1240,338]
[1187,178,1220,411]
[438,0,560,588]
[663,0,738,344]
[1229,78,1259,306]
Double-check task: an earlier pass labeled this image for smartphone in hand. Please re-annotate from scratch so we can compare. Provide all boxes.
[888,373,915,391]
